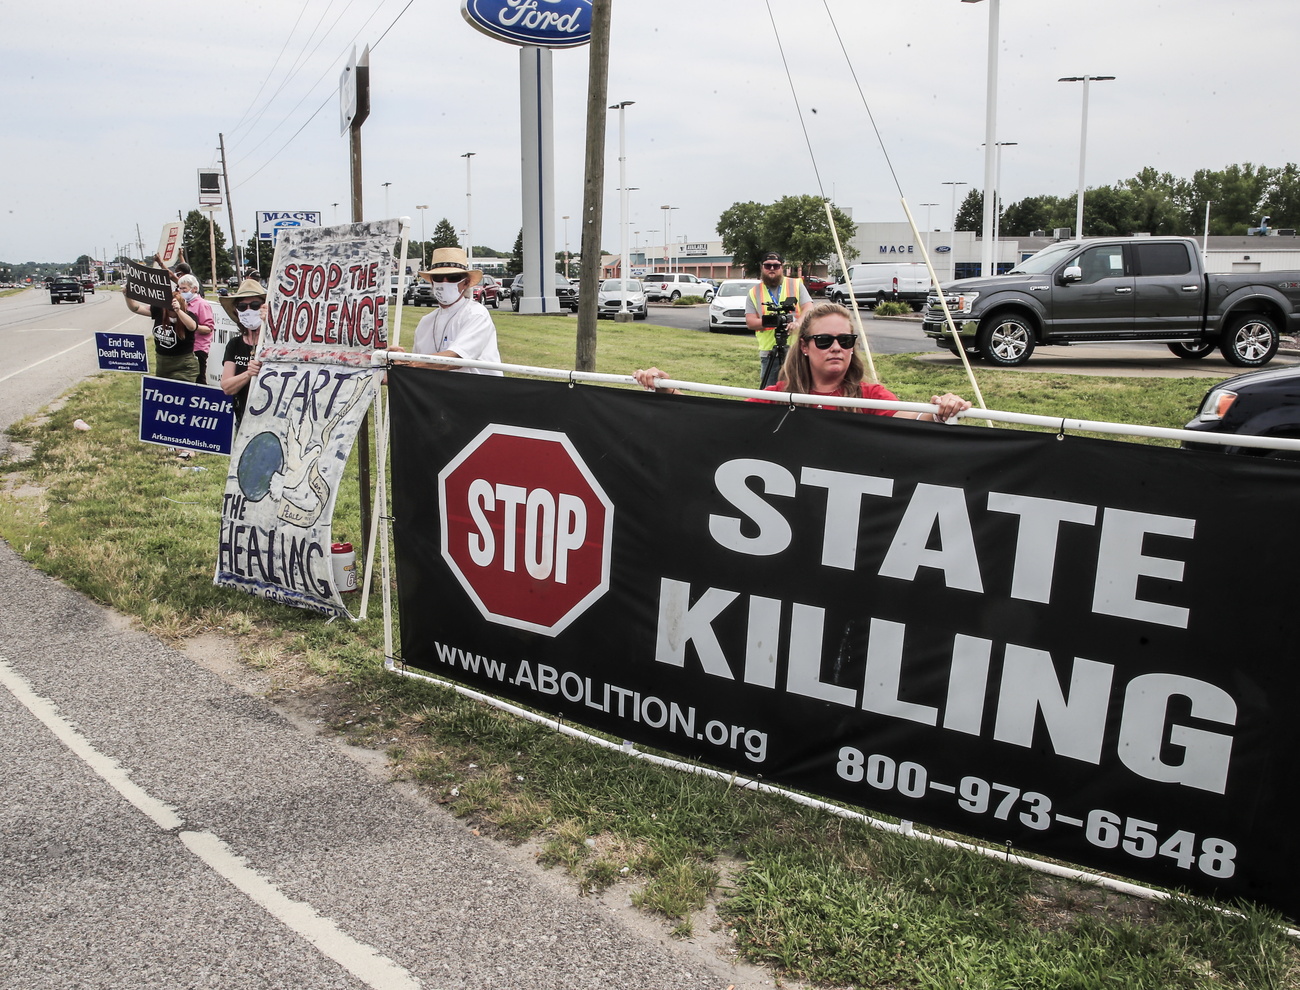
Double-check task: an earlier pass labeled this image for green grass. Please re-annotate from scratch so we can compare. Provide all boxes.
[2,310,1296,989]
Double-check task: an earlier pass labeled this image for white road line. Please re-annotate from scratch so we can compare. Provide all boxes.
[0,338,93,384]
[0,656,420,990]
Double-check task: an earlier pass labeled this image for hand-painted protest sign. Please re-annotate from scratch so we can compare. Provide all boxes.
[388,369,1300,919]
[215,218,405,618]
[95,332,149,373]
[122,259,174,308]
[215,363,378,615]
[257,219,399,366]
[157,222,184,268]
[139,376,235,455]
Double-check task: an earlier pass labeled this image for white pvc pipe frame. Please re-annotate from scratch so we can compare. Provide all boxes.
[370,350,1300,453]
[367,350,1300,932]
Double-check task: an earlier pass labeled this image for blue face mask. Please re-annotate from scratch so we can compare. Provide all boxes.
[181,291,196,303]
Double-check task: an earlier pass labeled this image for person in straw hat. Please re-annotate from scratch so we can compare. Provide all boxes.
[219,278,268,424]
[405,246,502,375]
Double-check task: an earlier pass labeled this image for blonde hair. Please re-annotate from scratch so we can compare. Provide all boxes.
[777,301,865,395]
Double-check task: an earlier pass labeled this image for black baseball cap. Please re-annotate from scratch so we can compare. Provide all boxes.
[761,252,784,264]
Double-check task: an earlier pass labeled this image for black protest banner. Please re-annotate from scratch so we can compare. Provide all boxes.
[389,369,1300,918]
[122,259,174,308]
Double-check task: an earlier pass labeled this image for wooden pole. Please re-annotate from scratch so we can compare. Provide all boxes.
[574,0,612,372]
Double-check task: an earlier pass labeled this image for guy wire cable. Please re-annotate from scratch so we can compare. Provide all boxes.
[819,0,990,415]
[762,0,878,385]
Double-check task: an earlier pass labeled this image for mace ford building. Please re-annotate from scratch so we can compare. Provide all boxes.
[605,221,1300,283]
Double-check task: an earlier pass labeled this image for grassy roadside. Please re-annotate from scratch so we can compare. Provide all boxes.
[1,311,1294,989]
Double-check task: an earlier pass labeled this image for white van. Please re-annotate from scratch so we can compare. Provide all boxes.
[827,263,932,311]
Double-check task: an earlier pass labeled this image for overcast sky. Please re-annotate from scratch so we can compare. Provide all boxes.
[4,0,1296,264]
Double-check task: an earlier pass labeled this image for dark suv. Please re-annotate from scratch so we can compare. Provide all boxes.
[510,272,578,313]
[1183,366,1300,457]
[403,280,437,307]
[50,277,85,304]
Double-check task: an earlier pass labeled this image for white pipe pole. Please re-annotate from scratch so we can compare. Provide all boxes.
[979,0,999,276]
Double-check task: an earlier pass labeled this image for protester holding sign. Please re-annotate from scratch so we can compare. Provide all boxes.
[635,301,971,422]
[393,247,501,375]
[219,279,266,424]
[177,274,215,385]
[124,289,199,382]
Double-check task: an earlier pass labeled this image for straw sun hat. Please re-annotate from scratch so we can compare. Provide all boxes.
[418,247,483,286]
[219,278,268,322]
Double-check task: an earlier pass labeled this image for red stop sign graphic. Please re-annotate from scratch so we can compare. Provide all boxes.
[439,425,614,636]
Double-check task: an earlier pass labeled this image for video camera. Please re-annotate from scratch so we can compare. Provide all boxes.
[761,297,798,343]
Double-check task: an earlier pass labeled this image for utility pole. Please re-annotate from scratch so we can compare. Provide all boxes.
[574,0,611,372]
[219,133,241,276]
[344,46,373,557]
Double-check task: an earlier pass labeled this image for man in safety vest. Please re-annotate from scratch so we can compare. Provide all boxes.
[745,251,812,388]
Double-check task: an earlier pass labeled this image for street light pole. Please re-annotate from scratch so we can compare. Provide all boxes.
[660,205,677,273]
[461,152,476,269]
[381,181,392,219]
[962,0,999,276]
[942,181,967,230]
[610,100,635,318]
[416,205,429,267]
[1058,75,1115,238]
[991,143,1016,270]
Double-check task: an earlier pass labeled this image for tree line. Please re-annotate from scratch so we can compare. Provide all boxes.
[954,162,1300,238]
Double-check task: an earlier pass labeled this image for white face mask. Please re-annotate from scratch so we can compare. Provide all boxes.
[238,308,262,330]
[433,281,464,306]
[181,291,196,303]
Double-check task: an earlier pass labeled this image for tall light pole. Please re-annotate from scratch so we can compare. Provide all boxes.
[962,0,999,276]
[416,205,429,267]
[1059,75,1115,238]
[942,181,967,231]
[332,202,340,224]
[610,100,635,317]
[990,142,1016,270]
[461,152,476,268]
[381,181,392,219]
[660,205,678,273]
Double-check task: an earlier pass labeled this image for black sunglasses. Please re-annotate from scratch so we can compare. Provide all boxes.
[804,333,857,350]
[427,273,466,283]
[235,299,264,311]
[761,263,783,270]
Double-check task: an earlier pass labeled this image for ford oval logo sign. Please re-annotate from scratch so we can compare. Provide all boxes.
[935,245,952,253]
[461,0,593,49]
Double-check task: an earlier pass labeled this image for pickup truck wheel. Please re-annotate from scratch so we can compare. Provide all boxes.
[1221,314,1279,367]
[1167,341,1214,360]
[978,313,1036,366]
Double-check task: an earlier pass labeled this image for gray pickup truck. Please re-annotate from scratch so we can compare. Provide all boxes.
[922,236,1300,367]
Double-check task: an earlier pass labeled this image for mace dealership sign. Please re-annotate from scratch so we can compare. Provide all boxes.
[388,369,1300,919]
[461,0,593,47]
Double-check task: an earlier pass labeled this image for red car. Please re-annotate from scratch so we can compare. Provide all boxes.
[803,275,834,296]
[472,275,504,309]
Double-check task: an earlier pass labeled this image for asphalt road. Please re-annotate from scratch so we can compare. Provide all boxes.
[0,288,771,990]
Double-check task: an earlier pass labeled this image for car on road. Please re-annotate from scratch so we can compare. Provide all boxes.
[804,274,834,296]
[596,278,647,319]
[49,277,85,304]
[472,274,505,309]
[707,279,758,333]
[511,272,579,312]
[643,272,715,302]
[403,280,437,307]
[1182,365,1300,457]
[79,277,96,294]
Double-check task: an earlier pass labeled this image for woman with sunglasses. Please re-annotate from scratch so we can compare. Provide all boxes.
[219,278,267,424]
[635,301,971,423]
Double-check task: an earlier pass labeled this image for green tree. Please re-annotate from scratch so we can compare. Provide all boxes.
[717,196,857,277]
[74,254,95,277]
[763,195,859,273]
[954,189,984,233]
[716,201,768,276]
[430,218,461,250]
[181,209,234,286]
[509,229,523,275]
[1262,163,1300,231]
[998,195,1066,236]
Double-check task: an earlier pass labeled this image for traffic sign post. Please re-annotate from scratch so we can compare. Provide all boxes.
[438,425,613,636]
